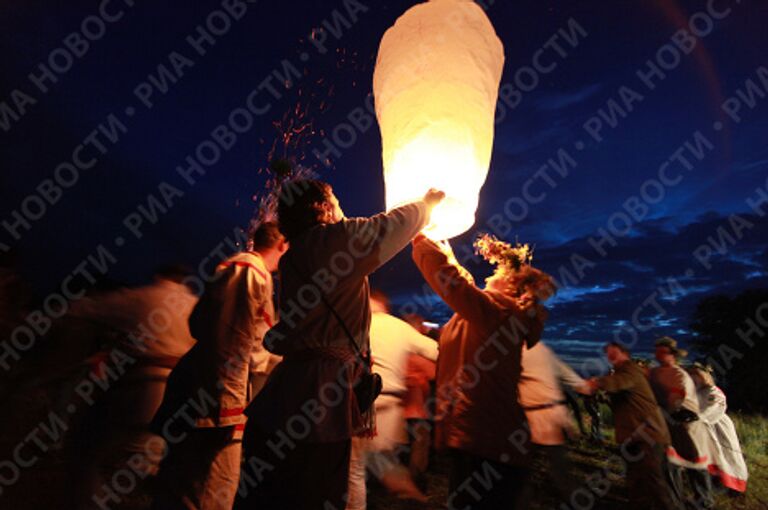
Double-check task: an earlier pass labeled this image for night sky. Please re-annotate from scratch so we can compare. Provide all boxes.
[1,0,767,373]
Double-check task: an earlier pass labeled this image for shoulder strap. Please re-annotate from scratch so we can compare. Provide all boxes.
[285,255,369,363]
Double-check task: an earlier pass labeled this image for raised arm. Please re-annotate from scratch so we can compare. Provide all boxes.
[344,189,444,276]
[411,235,504,327]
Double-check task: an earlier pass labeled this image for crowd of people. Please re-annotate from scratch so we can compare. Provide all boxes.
[15,177,749,509]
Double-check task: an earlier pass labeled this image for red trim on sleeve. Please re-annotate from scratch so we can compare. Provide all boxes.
[217,260,268,280]
[666,447,707,464]
[219,407,244,418]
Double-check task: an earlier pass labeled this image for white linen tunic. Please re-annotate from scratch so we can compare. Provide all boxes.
[519,342,583,445]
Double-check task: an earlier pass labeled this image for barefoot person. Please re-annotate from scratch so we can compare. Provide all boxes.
[411,233,551,509]
[236,180,444,510]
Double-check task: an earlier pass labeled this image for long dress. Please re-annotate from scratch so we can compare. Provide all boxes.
[697,385,749,492]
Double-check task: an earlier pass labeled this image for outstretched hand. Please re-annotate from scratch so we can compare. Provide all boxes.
[423,188,446,208]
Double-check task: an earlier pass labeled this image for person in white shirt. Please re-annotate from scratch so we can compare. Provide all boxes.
[346,290,438,510]
[70,265,198,510]
[151,222,287,510]
[517,341,589,507]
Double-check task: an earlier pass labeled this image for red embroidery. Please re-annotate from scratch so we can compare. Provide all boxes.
[219,407,244,418]
[217,260,268,279]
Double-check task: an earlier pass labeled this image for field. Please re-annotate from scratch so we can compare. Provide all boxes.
[1,385,766,509]
[367,413,767,510]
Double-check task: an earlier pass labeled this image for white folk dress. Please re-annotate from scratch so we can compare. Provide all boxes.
[697,385,748,492]
[650,365,711,471]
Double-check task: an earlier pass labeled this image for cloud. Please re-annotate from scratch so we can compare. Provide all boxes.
[534,83,603,111]
[381,210,767,367]
[737,158,768,173]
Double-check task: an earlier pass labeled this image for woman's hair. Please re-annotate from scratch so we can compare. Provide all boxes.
[475,233,556,302]
[276,179,333,240]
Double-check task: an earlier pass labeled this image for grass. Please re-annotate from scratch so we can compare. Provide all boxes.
[368,413,768,510]
[723,414,768,510]
[1,385,766,509]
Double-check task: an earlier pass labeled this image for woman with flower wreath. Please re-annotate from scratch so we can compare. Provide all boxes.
[411,233,554,509]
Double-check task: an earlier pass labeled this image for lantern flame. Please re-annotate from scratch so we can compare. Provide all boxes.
[374,0,504,240]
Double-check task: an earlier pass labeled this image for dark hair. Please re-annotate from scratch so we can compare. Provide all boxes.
[277,179,333,240]
[603,341,630,355]
[251,221,283,250]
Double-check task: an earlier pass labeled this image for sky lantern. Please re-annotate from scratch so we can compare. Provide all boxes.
[374,0,505,240]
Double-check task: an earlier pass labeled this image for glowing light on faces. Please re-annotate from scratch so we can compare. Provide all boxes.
[373,0,504,240]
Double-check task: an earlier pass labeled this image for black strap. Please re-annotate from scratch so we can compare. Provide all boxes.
[522,399,568,412]
[285,255,370,365]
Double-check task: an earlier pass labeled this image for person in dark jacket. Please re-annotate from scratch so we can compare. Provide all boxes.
[236,180,444,510]
[586,342,681,510]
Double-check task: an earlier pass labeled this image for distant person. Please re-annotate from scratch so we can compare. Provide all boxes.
[68,265,198,510]
[411,233,551,509]
[517,341,589,507]
[649,337,714,509]
[586,342,680,510]
[236,181,444,510]
[688,363,748,494]
[150,222,287,510]
[346,290,438,509]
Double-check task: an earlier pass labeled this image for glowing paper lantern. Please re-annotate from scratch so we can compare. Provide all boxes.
[374,0,504,240]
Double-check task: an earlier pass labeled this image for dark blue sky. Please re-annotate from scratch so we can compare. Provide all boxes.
[1,0,766,371]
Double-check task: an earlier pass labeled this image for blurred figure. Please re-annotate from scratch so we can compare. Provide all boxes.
[650,337,714,509]
[237,182,443,510]
[68,265,198,510]
[582,392,605,445]
[586,342,679,510]
[688,363,748,494]
[411,234,550,510]
[517,341,589,507]
[151,222,287,510]
[346,290,438,510]
[403,351,436,479]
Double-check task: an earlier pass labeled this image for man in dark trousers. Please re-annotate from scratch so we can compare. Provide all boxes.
[586,342,681,510]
